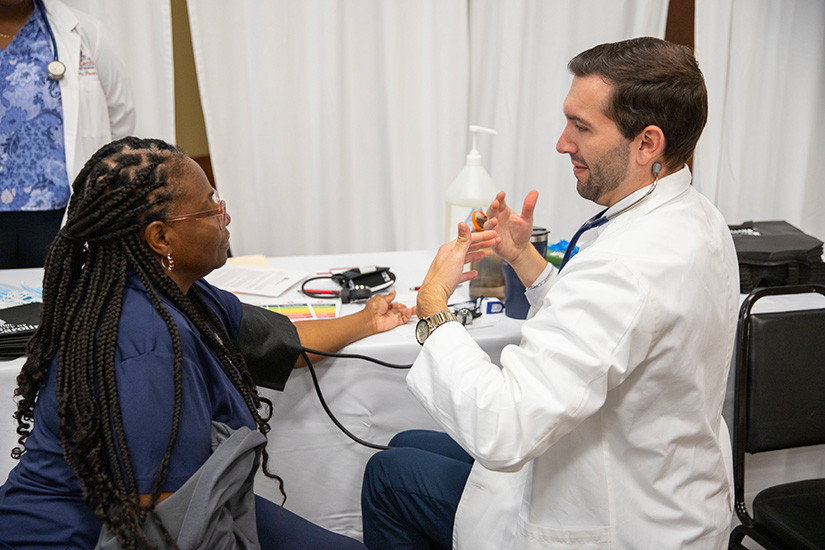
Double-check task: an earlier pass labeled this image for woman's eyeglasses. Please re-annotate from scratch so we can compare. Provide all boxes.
[165,192,227,230]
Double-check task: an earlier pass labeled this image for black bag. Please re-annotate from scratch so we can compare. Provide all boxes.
[729,220,825,293]
[0,302,41,360]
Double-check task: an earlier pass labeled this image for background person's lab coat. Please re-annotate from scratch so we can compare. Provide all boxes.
[45,0,135,185]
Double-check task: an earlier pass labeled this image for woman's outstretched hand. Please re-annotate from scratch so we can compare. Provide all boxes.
[363,290,415,333]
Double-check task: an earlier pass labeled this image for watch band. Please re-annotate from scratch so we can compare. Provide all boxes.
[428,310,456,330]
[416,310,457,345]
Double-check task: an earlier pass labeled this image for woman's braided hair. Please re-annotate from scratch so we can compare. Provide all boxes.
[12,137,284,549]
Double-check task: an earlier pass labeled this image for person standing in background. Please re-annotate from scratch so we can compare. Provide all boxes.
[0,0,134,268]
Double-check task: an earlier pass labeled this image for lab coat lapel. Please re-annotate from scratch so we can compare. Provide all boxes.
[42,0,80,179]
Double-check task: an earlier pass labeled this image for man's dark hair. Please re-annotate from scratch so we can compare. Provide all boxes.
[569,36,708,170]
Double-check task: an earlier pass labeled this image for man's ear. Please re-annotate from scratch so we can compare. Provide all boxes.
[635,125,666,168]
[144,221,171,257]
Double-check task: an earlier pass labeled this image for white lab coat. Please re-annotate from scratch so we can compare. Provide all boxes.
[407,167,739,549]
[42,0,135,184]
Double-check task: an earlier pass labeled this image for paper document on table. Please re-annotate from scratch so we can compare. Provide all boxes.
[227,254,272,267]
[206,264,308,297]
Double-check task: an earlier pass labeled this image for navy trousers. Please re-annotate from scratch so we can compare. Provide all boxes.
[0,209,64,269]
[256,495,366,549]
[361,430,474,550]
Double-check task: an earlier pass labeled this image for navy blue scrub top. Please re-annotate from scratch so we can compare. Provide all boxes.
[0,272,296,549]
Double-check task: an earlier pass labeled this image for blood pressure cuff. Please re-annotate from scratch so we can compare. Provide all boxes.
[236,303,301,391]
[730,220,825,293]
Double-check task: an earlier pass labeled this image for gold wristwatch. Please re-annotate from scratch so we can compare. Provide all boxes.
[415,310,457,345]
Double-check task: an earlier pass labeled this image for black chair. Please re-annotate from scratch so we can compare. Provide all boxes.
[729,284,825,549]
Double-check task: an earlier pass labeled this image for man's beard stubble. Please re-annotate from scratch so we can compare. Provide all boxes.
[575,141,630,204]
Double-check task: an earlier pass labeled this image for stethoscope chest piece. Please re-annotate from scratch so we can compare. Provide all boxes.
[47,60,66,80]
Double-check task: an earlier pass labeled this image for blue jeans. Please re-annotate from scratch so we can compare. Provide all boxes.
[361,430,473,550]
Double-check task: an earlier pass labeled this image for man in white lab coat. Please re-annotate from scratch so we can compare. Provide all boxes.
[362,37,739,549]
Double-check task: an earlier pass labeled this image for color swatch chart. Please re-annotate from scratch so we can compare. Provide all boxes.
[263,301,338,321]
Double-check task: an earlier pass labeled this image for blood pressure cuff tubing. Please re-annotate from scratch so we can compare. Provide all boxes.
[236,303,301,391]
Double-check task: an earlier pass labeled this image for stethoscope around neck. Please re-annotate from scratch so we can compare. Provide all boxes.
[34,0,66,80]
[558,161,662,271]
[602,160,662,221]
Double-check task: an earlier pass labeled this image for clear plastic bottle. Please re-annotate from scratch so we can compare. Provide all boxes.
[470,251,505,300]
[466,210,505,300]
[444,126,497,241]
[446,126,504,299]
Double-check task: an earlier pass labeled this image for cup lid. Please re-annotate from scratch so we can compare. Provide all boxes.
[531,226,549,242]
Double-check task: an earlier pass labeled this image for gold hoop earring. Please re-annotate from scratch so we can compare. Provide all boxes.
[161,252,175,272]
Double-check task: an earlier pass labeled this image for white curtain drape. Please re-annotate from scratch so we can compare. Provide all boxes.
[468,0,668,241]
[188,0,468,257]
[694,0,825,240]
[189,0,668,258]
[66,0,175,142]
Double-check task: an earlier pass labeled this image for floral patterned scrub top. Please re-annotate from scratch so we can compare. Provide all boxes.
[0,1,70,212]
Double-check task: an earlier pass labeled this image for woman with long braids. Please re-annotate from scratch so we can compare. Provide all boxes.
[0,137,413,549]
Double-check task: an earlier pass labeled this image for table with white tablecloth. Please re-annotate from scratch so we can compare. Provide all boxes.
[1,249,824,541]
[0,250,523,540]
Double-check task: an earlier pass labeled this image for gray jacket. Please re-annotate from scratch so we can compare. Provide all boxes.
[96,422,265,550]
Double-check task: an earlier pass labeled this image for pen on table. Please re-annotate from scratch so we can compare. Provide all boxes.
[410,286,421,291]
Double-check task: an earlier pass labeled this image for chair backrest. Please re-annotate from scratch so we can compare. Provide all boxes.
[732,284,825,522]
[745,309,825,452]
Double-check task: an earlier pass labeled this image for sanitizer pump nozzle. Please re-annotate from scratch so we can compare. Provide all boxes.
[444,125,497,241]
[464,125,496,166]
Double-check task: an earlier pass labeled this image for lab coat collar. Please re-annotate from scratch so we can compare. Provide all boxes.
[41,0,79,34]
[595,165,692,237]
[604,165,692,218]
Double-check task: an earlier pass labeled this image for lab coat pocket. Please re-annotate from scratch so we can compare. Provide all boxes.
[74,71,112,177]
[517,518,610,549]
[77,65,112,144]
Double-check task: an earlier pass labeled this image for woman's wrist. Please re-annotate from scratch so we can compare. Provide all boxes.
[351,307,378,339]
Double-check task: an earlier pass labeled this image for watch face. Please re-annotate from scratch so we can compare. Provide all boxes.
[415,318,430,344]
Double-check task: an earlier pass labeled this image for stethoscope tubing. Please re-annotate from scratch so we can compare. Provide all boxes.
[34,0,65,80]
[558,171,661,272]
[604,176,659,222]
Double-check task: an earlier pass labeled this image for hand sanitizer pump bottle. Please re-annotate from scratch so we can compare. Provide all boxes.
[444,126,505,300]
[444,125,497,241]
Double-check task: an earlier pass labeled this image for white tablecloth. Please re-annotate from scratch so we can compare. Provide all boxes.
[2,251,824,541]
[1,266,44,484]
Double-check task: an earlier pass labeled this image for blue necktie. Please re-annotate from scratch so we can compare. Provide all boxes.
[558,209,608,272]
